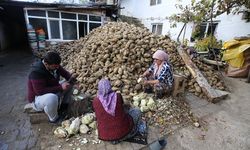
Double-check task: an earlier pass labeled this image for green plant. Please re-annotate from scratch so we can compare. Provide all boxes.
[191,25,202,40]
[169,0,250,27]
[194,35,222,52]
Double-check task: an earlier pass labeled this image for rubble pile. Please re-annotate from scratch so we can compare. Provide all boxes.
[36,22,226,100]
[130,93,197,135]
[146,96,197,135]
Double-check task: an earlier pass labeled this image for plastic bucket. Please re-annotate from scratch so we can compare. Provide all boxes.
[28,31,36,40]
[38,41,46,50]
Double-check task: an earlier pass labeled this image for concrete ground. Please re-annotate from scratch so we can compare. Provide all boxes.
[0,51,38,149]
[166,89,250,150]
[0,50,250,150]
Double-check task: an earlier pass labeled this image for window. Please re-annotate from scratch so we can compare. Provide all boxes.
[89,15,102,22]
[152,24,163,35]
[191,22,218,41]
[89,23,101,32]
[25,9,103,41]
[48,11,59,18]
[78,14,87,20]
[49,20,60,39]
[61,12,76,19]
[27,10,46,17]
[150,0,161,6]
[29,18,48,39]
[62,21,77,40]
[207,23,218,36]
[79,22,88,37]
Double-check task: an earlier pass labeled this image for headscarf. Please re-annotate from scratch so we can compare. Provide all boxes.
[152,50,169,77]
[153,49,168,61]
[97,79,117,116]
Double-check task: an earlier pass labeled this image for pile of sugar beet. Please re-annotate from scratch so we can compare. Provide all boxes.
[35,22,227,133]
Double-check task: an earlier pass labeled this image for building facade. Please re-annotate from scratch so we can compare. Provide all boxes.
[0,0,118,51]
[120,0,250,43]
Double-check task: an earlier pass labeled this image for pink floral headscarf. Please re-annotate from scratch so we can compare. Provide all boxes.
[153,49,168,61]
[152,50,169,77]
[97,79,117,116]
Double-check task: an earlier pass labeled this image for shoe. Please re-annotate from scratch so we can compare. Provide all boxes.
[49,115,64,125]
[24,103,36,113]
[110,140,120,145]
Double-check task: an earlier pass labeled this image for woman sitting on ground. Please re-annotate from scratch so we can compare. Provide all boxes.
[92,79,141,144]
[142,49,174,98]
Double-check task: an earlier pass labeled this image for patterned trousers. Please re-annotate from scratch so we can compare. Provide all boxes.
[144,76,172,98]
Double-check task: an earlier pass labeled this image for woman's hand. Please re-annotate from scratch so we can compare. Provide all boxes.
[142,70,150,77]
[144,80,159,85]
[143,80,149,85]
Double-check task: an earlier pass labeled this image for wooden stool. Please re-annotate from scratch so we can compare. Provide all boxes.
[24,103,48,124]
[172,74,186,97]
[28,112,48,124]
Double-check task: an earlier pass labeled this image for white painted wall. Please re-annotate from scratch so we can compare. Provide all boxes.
[120,0,250,42]
[120,0,193,41]
[214,12,250,41]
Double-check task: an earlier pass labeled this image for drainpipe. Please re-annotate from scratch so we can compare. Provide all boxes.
[177,23,187,44]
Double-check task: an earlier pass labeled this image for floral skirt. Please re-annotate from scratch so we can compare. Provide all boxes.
[144,76,172,98]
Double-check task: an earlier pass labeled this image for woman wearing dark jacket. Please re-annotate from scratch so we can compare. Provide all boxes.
[92,79,141,143]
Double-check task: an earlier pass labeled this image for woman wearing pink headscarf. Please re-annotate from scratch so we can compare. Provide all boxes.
[142,49,174,98]
[93,79,141,144]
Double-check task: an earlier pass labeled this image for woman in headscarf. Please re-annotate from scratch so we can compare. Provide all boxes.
[142,49,174,98]
[92,79,141,144]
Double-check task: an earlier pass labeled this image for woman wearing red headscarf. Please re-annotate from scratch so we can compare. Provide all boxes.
[142,49,174,98]
[92,79,141,144]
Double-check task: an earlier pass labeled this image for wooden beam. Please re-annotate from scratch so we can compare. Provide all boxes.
[177,46,229,102]
[201,57,226,67]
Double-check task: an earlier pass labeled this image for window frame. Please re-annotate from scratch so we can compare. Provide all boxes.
[150,0,161,6]
[151,23,163,35]
[24,8,103,41]
[191,21,219,42]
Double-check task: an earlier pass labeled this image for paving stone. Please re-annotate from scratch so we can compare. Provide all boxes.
[0,141,8,150]
[27,136,38,150]
[12,140,29,150]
